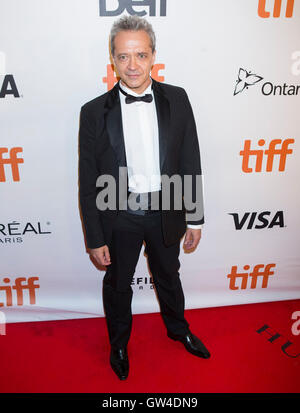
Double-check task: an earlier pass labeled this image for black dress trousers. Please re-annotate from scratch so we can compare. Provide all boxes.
[102,199,190,349]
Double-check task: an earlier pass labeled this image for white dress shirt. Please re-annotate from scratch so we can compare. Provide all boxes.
[118,80,202,230]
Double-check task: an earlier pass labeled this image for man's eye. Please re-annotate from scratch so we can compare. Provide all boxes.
[119,55,127,61]
[139,54,146,58]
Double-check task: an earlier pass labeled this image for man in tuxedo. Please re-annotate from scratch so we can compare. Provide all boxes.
[79,15,210,380]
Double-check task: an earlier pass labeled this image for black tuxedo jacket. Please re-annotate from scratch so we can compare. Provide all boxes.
[79,79,204,249]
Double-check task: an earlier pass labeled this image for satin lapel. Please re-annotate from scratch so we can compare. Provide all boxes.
[104,83,127,167]
[152,79,170,173]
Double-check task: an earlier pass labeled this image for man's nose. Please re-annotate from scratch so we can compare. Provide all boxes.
[127,56,138,71]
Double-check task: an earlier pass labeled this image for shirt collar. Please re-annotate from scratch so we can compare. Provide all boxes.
[119,78,153,97]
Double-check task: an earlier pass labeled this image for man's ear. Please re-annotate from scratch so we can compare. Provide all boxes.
[151,50,156,67]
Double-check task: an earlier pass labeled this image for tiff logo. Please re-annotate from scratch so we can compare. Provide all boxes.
[99,0,167,16]
[227,264,275,290]
[258,0,295,18]
[0,311,6,335]
[0,277,40,307]
[103,63,165,90]
[240,139,294,173]
[0,147,24,182]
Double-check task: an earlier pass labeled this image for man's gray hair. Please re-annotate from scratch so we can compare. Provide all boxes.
[110,15,156,56]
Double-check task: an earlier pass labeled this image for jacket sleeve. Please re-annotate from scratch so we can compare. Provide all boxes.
[179,90,205,226]
[79,105,105,249]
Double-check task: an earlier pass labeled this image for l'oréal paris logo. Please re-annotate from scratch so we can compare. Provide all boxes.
[0,221,52,245]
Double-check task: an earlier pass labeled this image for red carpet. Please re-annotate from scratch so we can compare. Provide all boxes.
[0,299,299,393]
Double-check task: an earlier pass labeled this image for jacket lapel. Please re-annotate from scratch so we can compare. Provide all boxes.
[152,79,170,173]
[104,83,127,167]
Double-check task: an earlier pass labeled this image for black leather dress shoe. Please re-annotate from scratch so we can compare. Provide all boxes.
[168,332,211,359]
[110,347,129,380]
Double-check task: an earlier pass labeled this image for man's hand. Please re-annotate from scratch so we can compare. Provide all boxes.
[183,228,201,250]
[90,245,111,266]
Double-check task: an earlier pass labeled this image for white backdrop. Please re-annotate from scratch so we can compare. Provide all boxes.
[1,0,300,323]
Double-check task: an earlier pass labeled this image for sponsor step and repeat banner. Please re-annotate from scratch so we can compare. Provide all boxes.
[0,0,299,324]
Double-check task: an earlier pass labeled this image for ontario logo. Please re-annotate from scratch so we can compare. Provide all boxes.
[234,68,263,96]
[234,67,300,96]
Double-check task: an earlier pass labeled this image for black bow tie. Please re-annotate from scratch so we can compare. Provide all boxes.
[118,84,153,104]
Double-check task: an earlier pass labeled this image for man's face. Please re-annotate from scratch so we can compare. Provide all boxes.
[112,30,156,94]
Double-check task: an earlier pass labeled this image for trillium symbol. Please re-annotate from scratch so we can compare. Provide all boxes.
[234,68,263,95]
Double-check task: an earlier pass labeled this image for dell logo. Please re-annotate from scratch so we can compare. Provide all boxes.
[99,0,167,17]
